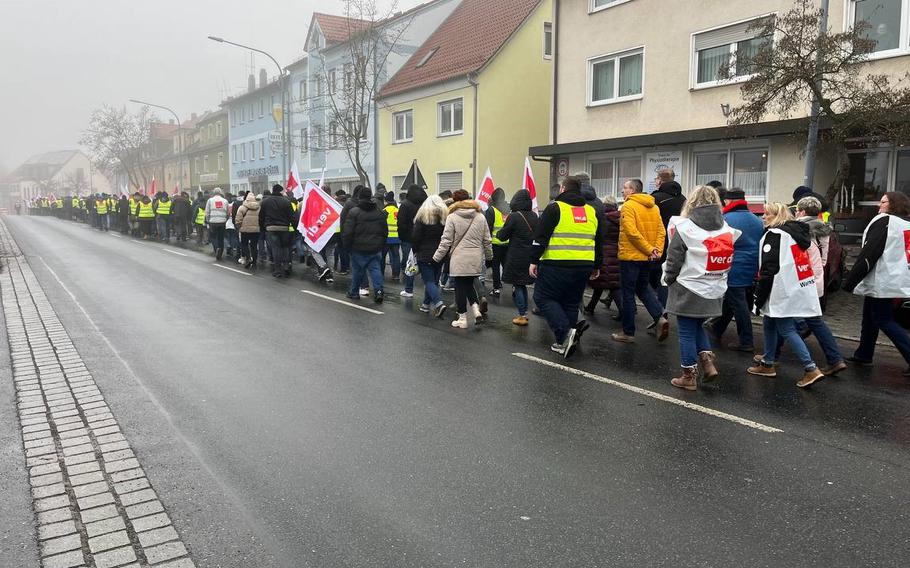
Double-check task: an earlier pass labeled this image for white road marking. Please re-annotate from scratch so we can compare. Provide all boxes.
[213,264,252,276]
[162,249,187,257]
[512,353,783,433]
[109,233,121,238]
[301,290,384,315]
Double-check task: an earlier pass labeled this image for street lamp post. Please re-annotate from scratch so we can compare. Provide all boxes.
[208,36,289,186]
[129,99,189,193]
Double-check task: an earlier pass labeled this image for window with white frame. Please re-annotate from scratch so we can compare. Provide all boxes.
[344,64,353,92]
[259,139,265,160]
[438,99,463,136]
[589,156,642,198]
[241,106,246,123]
[232,145,237,163]
[250,141,256,161]
[231,109,236,126]
[241,143,246,161]
[330,121,339,147]
[543,22,553,58]
[359,116,368,141]
[588,48,644,105]
[313,125,323,149]
[590,0,633,13]
[300,128,308,153]
[299,80,307,100]
[328,69,337,95]
[394,110,413,143]
[694,147,768,198]
[693,16,771,87]
[315,76,323,97]
[203,156,209,173]
[850,0,910,55]
[249,103,254,121]
[216,122,222,138]
[217,153,223,171]
[391,175,406,192]
[437,171,463,193]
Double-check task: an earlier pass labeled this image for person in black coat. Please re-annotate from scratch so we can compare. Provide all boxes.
[259,185,296,277]
[410,194,449,318]
[649,169,686,307]
[585,197,622,317]
[496,189,539,325]
[342,190,388,302]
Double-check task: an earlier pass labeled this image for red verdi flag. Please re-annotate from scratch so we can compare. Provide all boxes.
[523,157,538,213]
[475,167,495,211]
[298,180,342,252]
[287,161,304,200]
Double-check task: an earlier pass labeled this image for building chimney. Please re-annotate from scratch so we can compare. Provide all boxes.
[259,68,268,88]
[248,74,256,92]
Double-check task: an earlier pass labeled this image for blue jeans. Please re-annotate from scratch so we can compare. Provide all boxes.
[803,316,843,366]
[349,252,383,297]
[418,261,443,307]
[677,316,711,367]
[762,316,816,371]
[533,264,591,344]
[267,231,290,271]
[400,242,414,292]
[227,228,239,253]
[513,285,529,316]
[855,297,910,365]
[382,243,401,278]
[713,286,754,347]
[620,261,665,336]
[156,217,170,240]
[649,262,668,308]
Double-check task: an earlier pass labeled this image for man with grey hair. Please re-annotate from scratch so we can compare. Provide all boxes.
[205,187,230,260]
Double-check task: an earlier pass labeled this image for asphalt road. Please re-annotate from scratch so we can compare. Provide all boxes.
[4,215,910,567]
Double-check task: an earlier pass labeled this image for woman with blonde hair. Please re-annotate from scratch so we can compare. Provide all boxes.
[410,195,450,318]
[663,186,739,390]
[747,202,825,387]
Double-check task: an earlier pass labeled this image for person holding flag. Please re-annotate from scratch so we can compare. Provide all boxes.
[529,175,603,358]
[342,185,387,302]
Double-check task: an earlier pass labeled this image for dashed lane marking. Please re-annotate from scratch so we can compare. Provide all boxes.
[301,290,385,315]
[512,353,784,434]
[162,249,187,257]
[109,233,121,238]
[212,264,252,276]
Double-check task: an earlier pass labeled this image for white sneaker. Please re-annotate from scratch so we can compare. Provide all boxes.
[471,303,483,320]
[451,313,468,328]
[400,290,414,298]
[238,257,246,265]
[359,288,369,296]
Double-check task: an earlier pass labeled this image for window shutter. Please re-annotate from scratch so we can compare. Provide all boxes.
[437,172,463,194]
[694,17,769,51]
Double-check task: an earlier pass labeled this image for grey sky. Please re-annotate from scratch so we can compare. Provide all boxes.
[0,0,423,172]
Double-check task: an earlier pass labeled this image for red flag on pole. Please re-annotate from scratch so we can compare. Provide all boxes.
[287,161,303,200]
[475,167,495,211]
[523,157,539,213]
[297,180,342,252]
[148,176,157,197]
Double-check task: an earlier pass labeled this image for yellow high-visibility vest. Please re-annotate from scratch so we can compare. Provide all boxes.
[156,200,172,215]
[540,202,597,262]
[491,207,509,246]
[138,202,155,219]
[195,207,205,225]
[289,201,299,232]
[385,205,399,239]
[96,200,108,214]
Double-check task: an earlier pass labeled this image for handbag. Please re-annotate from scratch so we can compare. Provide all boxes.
[405,250,419,276]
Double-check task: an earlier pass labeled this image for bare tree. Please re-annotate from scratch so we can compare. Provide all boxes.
[306,0,414,188]
[62,171,89,195]
[81,105,157,190]
[722,0,910,202]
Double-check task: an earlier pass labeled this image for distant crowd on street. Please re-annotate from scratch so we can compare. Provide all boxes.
[20,168,910,390]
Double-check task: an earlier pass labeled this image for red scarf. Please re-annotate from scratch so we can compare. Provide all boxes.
[723,199,749,214]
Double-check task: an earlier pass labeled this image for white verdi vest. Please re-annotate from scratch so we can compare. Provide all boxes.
[853,213,910,298]
[664,216,740,299]
[760,228,822,318]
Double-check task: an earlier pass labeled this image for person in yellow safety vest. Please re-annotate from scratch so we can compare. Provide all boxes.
[381,192,401,281]
[529,175,603,359]
[154,193,173,241]
[96,193,110,231]
[137,195,155,239]
[485,187,510,295]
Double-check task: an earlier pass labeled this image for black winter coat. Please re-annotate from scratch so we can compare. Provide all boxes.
[342,199,388,254]
[410,221,444,263]
[497,190,539,286]
[259,194,295,231]
[397,186,427,242]
[588,204,621,290]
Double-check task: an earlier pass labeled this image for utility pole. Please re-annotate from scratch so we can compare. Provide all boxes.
[802,0,830,189]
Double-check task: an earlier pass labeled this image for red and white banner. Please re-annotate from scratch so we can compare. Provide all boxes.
[148,177,157,197]
[523,157,538,213]
[475,167,495,211]
[298,180,342,252]
[287,161,304,200]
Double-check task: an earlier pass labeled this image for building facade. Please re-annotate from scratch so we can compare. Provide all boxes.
[377,0,552,196]
[224,71,285,196]
[188,110,229,193]
[1,150,112,209]
[531,0,910,229]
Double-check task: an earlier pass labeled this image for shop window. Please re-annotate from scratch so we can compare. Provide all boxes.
[896,149,910,194]
[695,153,728,187]
[848,150,892,203]
[590,156,642,198]
[732,149,768,196]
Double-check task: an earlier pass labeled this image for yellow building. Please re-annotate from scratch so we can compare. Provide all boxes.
[377,0,553,198]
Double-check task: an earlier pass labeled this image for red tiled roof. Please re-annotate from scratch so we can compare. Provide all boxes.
[313,12,372,45]
[378,0,541,99]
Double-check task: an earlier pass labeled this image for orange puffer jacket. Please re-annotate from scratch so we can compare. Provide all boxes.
[619,193,666,261]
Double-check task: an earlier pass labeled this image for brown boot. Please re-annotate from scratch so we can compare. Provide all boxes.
[699,351,719,382]
[671,365,698,391]
[796,368,825,388]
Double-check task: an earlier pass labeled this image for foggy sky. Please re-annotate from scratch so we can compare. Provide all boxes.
[0,0,424,173]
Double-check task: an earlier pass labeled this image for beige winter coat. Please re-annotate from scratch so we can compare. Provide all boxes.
[432,200,493,277]
[234,194,261,233]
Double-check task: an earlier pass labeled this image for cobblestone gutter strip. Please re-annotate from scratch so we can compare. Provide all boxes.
[0,218,195,567]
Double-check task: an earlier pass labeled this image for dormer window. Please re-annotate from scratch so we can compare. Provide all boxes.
[416,47,439,68]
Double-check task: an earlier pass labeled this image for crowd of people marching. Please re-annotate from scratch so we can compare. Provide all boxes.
[21,169,910,391]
